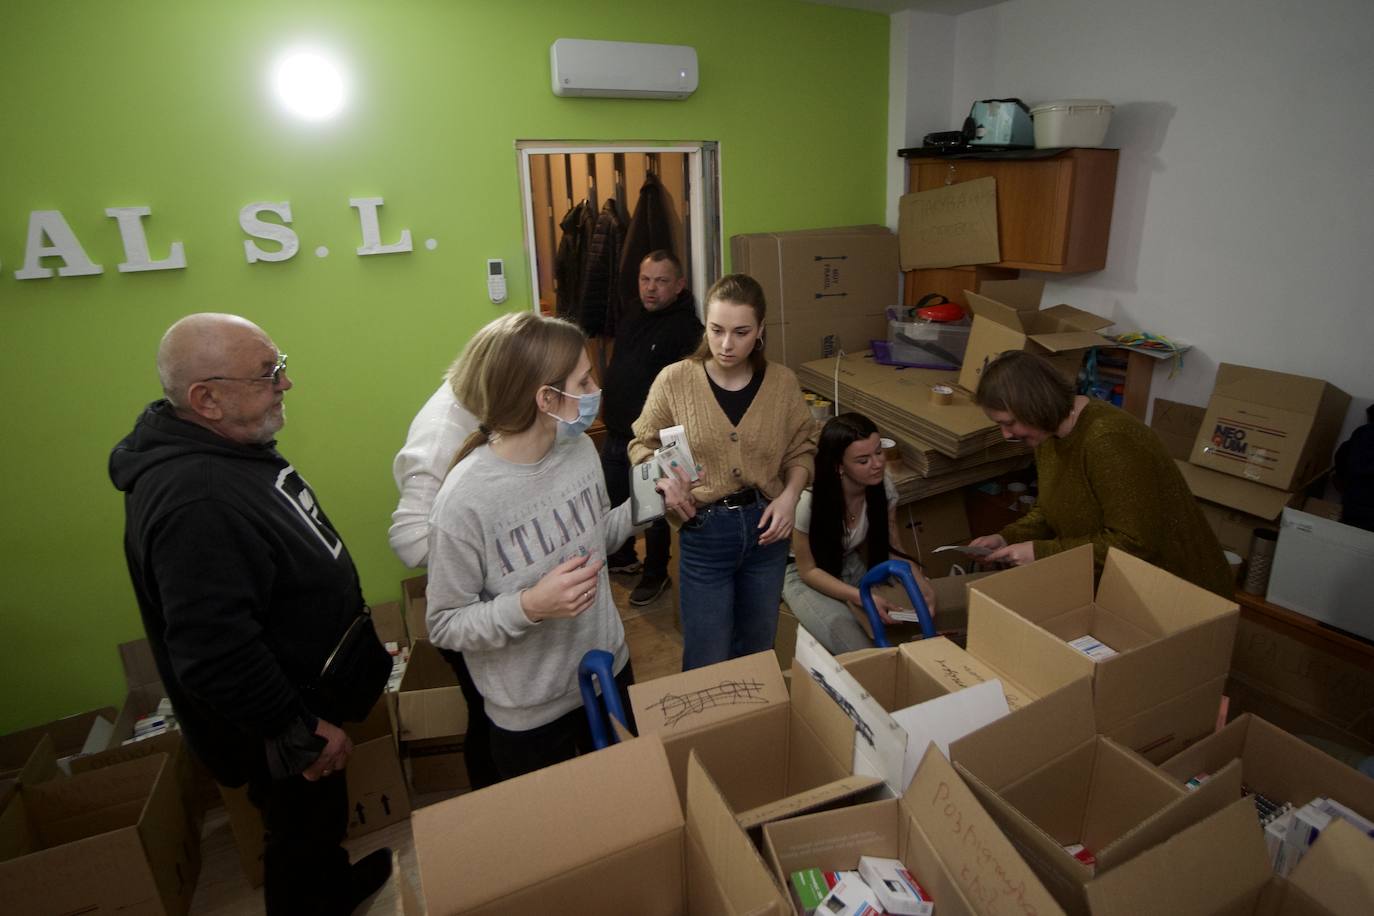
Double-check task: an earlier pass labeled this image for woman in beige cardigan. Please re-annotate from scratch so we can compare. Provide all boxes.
[630,274,818,669]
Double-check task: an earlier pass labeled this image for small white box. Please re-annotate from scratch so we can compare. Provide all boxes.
[1031,99,1113,148]
[1067,634,1118,661]
[858,856,933,915]
[816,876,884,916]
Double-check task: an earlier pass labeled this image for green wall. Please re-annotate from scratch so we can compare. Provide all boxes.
[0,0,888,733]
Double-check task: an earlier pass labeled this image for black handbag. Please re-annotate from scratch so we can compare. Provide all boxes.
[305,607,393,723]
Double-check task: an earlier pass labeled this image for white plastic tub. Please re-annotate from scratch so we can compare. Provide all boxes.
[1031,99,1114,148]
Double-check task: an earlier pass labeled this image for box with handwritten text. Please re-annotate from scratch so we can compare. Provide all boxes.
[620,651,885,831]
[763,743,1067,916]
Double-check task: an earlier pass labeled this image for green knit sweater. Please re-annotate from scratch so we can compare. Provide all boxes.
[1001,399,1234,597]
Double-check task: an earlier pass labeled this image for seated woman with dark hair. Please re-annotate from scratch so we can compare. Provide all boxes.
[783,412,935,655]
[969,349,1233,596]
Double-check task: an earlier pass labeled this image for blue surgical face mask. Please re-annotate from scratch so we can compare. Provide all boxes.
[545,386,601,438]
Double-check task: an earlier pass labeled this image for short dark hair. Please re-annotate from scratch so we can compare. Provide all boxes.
[973,350,1075,432]
[640,249,683,279]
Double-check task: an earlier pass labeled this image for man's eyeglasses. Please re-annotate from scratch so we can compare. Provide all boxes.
[200,353,289,386]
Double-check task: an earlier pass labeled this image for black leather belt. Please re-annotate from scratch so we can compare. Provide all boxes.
[714,487,763,509]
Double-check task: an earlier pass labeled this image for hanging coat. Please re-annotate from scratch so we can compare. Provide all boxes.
[577,198,628,337]
[554,200,596,324]
[613,172,675,338]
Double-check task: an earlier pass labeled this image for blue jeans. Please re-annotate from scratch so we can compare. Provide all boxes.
[678,501,789,670]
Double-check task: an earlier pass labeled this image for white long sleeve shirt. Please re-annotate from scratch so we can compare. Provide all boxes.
[389,381,479,567]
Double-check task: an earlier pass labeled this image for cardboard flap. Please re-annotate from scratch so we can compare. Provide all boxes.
[412,735,683,913]
[117,640,161,691]
[734,775,886,830]
[949,678,1096,791]
[904,744,1066,916]
[1098,547,1238,635]
[684,751,791,914]
[968,545,1097,627]
[974,278,1045,312]
[958,320,1031,393]
[1093,752,1240,871]
[1150,400,1208,462]
[1176,459,1297,519]
[964,600,1095,703]
[631,652,788,739]
[1036,303,1115,333]
[898,177,1000,270]
[25,754,165,847]
[1026,330,1113,353]
[16,736,58,788]
[965,288,1033,330]
[1083,797,1272,916]
[1286,819,1374,914]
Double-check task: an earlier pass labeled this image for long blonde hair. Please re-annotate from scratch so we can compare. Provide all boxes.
[450,312,587,468]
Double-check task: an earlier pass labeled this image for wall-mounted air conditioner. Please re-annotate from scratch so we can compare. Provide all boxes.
[550,38,698,100]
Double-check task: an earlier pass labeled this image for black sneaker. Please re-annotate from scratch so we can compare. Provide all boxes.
[348,847,393,912]
[608,555,643,575]
[630,573,671,606]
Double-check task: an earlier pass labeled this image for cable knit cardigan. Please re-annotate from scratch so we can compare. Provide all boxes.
[629,358,818,506]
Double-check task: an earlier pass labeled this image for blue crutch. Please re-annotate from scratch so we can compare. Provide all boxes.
[857,559,936,649]
[579,649,630,751]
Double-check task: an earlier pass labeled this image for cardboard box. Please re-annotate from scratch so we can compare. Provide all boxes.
[625,651,883,830]
[950,679,1241,915]
[730,226,899,370]
[969,545,1239,762]
[1084,794,1374,916]
[412,736,791,914]
[405,735,469,794]
[1189,364,1351,491]
[1176,459,1303,558]
[1160,714,1374,822]
[0,752,200,915]
[394,639,468,742]
[0,706,117,780]
[401,574,428,642]
[764,743,1067,916]
[1149,398,1208,462]
[892,488,971,579]
[957,279,1113,394]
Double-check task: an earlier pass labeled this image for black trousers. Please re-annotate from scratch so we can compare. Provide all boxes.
[247,767,352,916]
[436,647,499,790]
[488,660,637,780]
[600,432,670,575]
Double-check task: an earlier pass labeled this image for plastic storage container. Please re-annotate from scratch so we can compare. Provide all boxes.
[1031,99,1114,148]
[877,319,971,369]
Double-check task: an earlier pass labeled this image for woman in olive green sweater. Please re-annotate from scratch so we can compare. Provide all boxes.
[968,351,1233,597]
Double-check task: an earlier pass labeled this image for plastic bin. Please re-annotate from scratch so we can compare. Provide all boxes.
[883,318,971,369]
[1031,99,1113,148]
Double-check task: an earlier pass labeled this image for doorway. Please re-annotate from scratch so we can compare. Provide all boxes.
[516,141,722,331]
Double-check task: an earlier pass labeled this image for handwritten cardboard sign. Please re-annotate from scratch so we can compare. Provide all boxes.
[899,176,1000,270]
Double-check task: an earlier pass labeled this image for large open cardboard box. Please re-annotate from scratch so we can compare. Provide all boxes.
[1085,795,1374,916]
[950,680,1241,916]
[0,751,201,915]
[413,735,791,915]
[764,743,1067,916]
[624,651,883,830]
[395,639,467,742]
[957,279,1112,394]
[1160,714,1374,820]
[401,574,428,641]
[730,226,899,371]
[969,544,1239,762]
[1188,364,1350,492]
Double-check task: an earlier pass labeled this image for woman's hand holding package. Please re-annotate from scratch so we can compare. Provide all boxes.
[656,465,697,521]
[985,540,1035,566]
[520,555,605,622]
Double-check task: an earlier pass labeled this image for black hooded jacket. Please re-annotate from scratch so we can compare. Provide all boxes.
[600,289,702,438]
[109,401,367,785]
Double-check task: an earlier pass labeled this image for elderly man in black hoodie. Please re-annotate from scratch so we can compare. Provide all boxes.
[601,250,703,605]
[109,313,391,916]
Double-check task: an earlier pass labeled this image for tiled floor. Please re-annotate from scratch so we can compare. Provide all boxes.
[188,562,680,915]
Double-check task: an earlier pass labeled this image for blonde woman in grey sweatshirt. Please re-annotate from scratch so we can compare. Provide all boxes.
[425,312,693,779]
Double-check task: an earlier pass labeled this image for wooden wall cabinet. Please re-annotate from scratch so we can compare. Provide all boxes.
[905,148,1119,273]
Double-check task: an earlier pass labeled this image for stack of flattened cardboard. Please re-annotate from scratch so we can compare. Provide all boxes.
[888,429,1027,478]
[797,352,1005,458]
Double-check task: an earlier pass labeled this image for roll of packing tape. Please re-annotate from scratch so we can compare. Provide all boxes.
[930,384,954,406]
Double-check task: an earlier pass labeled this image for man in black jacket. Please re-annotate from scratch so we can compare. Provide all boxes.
[109,313,390,916]
[601,250,703,604]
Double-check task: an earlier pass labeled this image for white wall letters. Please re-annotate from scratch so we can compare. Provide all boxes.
[350,197,412,256]
[14,211,104,279]
[106,206,187,273]
[240,202,300,264]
